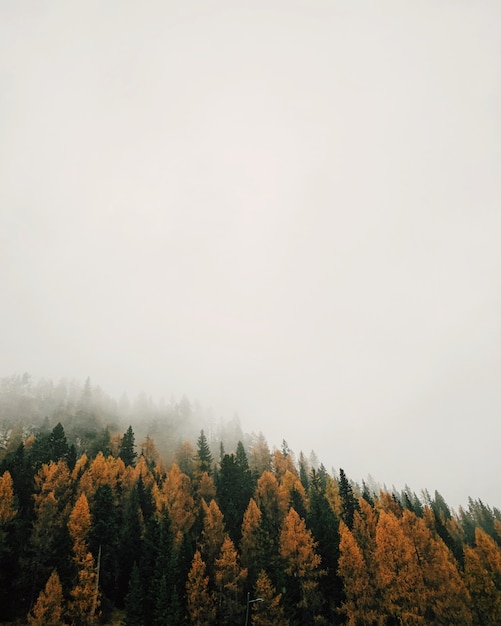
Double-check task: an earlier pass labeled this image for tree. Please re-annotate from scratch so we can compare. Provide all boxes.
[195,429,213,476]
[374,509,425,624]
[123,562,144,626]
[0,470,17,525]
[68,493,99,625]
[28,569,66,626]
[338,521,378,625]
[464,527,501,624]
[186,550,216,626]
[161,463,196,545]
[252,569,289,626]
[338,468,359,530]
[279,507,324,623]
[200,499,226,572]
[401,508,472,624]
[119,426,137,467]
[240,498,264,585]
[214,535,247,625]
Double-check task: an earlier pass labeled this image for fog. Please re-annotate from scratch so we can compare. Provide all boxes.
[1,1,500,509]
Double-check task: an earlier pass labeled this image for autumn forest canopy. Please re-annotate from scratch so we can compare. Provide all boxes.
[0,373,500,625]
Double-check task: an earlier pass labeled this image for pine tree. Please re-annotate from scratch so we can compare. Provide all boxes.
[119,426,137,467]
[28,569,67,626]
[123,562,144,626]
[195,429,213,476]
[0,470,17,525]
[338,468,359,530]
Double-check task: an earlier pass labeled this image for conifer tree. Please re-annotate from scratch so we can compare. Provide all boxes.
[240,498,264,585]
[68,493,99,625]
[195,429,213,476]
[28,569,66,626]
[119,426,137,467]
[186,550,216,626]
[200,499,226,573]
[279,507,324,623]
[338,521,378,625]
[252,569,289,626]
[338,468,359,530]
[374,509,425,623]
[464,526,501,624]
[214,534,247,625]
[123,562,144,626]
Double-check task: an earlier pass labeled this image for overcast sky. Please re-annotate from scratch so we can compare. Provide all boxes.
[1,0,500,509]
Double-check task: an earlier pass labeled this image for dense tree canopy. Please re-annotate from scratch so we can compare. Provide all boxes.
[0,380,500,625]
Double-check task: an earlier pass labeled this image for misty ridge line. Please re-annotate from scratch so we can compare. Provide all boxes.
[0,371,494,514]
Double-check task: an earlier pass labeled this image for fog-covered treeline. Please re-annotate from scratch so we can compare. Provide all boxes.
[1,375,501,625]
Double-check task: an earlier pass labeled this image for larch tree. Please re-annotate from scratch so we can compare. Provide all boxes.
[28,569,66,626]
[338,521,379,625]
[279,507,324,623]
[374,509,425,624]
[252,569,289,626]
[68,493,99,625]
[161,463,196,545]
[401,509,472,625]
[214,534,247,625]
[240,498,264,584]
[0,470,17,525]
[200,499,226,574]
[186,550,216,626]
[464,526,501,625]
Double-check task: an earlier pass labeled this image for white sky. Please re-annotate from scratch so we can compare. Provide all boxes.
[1,0,500,509]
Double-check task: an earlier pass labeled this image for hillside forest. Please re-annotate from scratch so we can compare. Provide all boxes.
[0,374,500,625]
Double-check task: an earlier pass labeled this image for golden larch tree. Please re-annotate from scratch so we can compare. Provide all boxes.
[338,520,379,625]
[401,509,472,625]
[0,470,17,525]
[252,569,289,626]
[279,507,324,620]
[28,569,66,626]
[214,534,247,625]
[374,509,425,624]
[201,499,226,571]
[68,493,99,625]
[464,527,501,625]
[161,462,196,545]
[240,498,263,575]
[186,549,216,626]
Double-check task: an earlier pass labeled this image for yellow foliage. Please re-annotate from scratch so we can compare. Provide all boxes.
[28,569,66,626]
[0,470,17,524]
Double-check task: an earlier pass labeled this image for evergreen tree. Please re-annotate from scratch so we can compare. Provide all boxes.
[119,426,137,467]
[338,468,359,530]
[195,429,213,476]
[123,562,144,626]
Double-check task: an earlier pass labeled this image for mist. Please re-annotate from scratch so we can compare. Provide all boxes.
[1,1,500,510]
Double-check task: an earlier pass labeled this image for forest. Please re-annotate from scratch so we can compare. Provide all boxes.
[0,374,500,625]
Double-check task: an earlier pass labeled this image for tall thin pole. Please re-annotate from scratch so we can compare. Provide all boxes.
[245,591,250,626]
